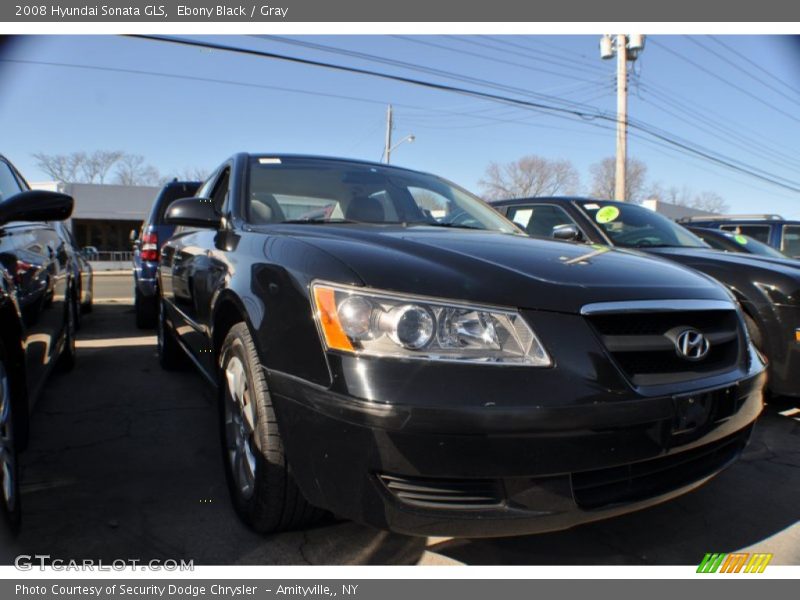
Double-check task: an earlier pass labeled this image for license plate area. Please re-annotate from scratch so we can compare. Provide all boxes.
[672,386,739,435]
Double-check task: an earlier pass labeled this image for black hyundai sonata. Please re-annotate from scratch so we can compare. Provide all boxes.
[157,154,765,537]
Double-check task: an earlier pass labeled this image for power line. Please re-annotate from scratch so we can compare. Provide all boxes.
[637,81,800,171]
[256,35,612,114]
[391,35,602,84]
[709,36,800,97]
[650,38,800,125]
[684,35,800,107]
[446,35,607,78]
[638,84,800,173]
[126,35,800,195]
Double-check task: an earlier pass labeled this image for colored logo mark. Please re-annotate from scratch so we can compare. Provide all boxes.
[697,552,773,573]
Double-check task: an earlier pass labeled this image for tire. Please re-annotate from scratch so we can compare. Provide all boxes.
[135,287,156,329]
[0,344,21,534]
[58,291,77,372]
[157,299,185,370]
[218,322,323,533]
[73,281,82,331]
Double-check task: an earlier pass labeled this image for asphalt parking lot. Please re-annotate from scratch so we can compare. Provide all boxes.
[8,273,800,565]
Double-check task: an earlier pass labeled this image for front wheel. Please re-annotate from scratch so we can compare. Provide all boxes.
[0,347,21,533]
[219,322,322,533]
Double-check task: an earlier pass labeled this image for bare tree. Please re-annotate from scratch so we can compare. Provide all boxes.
[479,155,579,201]
[173,167,211,182]
[32,151,86,183]
[589,157,648,203]
[81,150,124,183]
[114,154,162,186]
[690,191,729,213]
[646,182,729,213]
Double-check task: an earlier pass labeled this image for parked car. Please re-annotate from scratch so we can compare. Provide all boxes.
[492,197,800,399]
[157,154,765,537]
[0,154,75,532]
[55,221,94,321]
[678,214,800,258]
[688,227,791,260]
[133,180,201,328]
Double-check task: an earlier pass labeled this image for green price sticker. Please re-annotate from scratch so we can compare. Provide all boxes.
[596,206,620,224]
[734,234,749,245]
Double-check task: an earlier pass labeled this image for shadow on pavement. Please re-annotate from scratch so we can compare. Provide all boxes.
[10,304,427,565]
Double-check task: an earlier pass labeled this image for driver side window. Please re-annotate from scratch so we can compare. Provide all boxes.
[210,167,231,213]
[507,204,580,239]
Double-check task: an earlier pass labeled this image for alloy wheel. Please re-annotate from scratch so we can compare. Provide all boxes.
[0,362,17,514]
[223,355,257,500]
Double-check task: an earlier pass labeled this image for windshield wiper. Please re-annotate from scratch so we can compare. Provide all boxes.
[281,218,359,224]
[409,221,485,231]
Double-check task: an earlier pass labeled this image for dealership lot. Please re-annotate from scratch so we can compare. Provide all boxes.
[11,274,800,565]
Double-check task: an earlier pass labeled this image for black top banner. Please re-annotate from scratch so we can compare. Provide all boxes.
[3,0,800,22]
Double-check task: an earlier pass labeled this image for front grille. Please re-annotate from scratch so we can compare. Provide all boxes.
[571,427,751,510]
[379,474,504,510]
[585,306,743,387]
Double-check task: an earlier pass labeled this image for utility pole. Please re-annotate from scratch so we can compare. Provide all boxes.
[615,34,628,202]
[384,104,393,164]
[600,34,645,201]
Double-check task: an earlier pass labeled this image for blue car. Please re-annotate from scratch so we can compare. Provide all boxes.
[678,214,800,259]
[133,180,200,328]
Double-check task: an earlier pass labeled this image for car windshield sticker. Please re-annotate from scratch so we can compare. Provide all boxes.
[734,234,749,245]
[583,203,600,210]
[596,206,620,224]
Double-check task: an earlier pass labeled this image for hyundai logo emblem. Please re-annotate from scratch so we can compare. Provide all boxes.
[675,329,711,361]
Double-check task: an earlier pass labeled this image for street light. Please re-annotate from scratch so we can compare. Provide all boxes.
[386,134,415,163]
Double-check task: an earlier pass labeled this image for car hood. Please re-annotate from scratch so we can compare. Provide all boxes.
[645,246,800,277]
[262,224,731,313]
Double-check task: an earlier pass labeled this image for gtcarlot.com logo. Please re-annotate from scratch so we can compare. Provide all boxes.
[14,555,194,572]
[697,552,773,573]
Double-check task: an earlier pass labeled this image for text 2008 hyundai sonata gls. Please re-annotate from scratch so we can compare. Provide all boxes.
[157,154,765,537]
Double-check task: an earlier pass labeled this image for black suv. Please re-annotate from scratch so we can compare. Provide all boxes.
[0,154,75,531]
[157,154,764,537]
[132,180,201,328]
[492,197,800,399]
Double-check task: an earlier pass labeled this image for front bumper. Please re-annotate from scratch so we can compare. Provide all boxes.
[268,358,765,538]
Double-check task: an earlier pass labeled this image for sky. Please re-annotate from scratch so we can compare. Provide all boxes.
[1,34,799,217]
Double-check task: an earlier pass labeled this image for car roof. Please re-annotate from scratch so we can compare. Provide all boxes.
[490,196,615,207]
[687,217,800,225]
[241,152,436,178]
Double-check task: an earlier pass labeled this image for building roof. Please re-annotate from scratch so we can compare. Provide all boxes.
[641,199,718,220]
[30,181,161,221]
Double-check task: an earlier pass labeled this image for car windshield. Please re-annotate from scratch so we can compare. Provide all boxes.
[576,201,707,248]
[246,157,520,234]
[720,231,788,258]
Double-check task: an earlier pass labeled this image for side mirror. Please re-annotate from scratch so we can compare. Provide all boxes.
[0,190,73,225]
[164,197,221,229]
[552,223,582,242]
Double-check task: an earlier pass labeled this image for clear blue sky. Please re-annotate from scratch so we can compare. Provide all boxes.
[1,34,799,217]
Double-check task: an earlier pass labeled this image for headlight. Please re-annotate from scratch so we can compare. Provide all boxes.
[311,282,551,366]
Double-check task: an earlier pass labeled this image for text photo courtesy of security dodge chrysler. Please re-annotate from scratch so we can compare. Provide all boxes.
[156,154,765,537]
